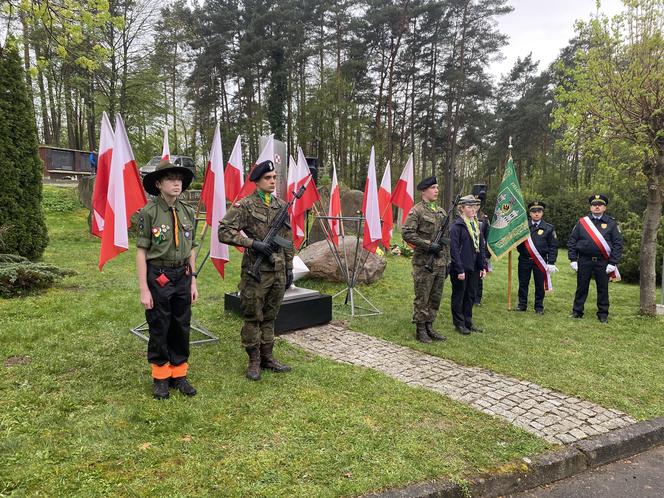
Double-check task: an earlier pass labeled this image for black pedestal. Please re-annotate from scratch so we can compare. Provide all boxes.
[224,287,332,334]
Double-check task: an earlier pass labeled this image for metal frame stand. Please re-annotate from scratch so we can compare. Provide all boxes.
[128,213,219,345]
[315,214,381,317]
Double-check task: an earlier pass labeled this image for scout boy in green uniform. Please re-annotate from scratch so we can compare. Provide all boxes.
[218,160,294,381]
[136,160,198,400]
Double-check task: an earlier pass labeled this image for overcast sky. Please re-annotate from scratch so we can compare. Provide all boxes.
[489,0,626,80]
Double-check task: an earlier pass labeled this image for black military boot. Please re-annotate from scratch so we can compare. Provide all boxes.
[170,376,197,396]
[245,346,262,381]
[153,378,170,400]
[416,322,432,343]
[260,342,292,373]
[425,322,447,341]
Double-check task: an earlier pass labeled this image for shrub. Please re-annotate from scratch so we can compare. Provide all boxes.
[0,42,48,260]
[0,254,76,298]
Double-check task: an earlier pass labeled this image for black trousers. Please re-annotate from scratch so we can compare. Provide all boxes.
[517,258,545,311]
[572,257,610,319]
[146,264,192,366]
[474,277,484,304]
[451,270,479,328]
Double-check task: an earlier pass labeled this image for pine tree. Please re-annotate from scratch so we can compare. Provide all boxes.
[0,41,48,260]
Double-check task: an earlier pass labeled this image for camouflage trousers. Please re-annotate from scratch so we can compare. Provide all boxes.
[412,263,448,323]
[239,269,286,348]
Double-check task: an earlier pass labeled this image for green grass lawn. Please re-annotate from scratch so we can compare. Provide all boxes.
[1,185,661,496]
[303,228,664,422]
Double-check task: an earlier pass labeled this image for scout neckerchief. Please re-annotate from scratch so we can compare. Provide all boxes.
[257,191,271,206]
[426,201,437,211]
[161,195,180,248]
[523,232,553,292]
[578,216,621,281]
[463,215,480,252]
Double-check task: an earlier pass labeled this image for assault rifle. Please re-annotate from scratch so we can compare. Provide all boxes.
[425,193,461,273]
[247,182,309,282]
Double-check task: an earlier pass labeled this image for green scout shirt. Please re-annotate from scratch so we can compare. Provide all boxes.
[402,201,451,267]
[218,192,294,272]
[136,196,198,262]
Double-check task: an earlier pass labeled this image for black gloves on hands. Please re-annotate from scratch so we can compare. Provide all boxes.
[285,269,293,290]
[428,242,442,255]
[252,240,274,256]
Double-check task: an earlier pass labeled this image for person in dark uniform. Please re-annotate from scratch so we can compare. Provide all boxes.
[471,184,490,306]
[137,160,198,400]
[218,161,294,380]
[402,176,451,343]
[515,201,559,314]
[449,195,487,334]
[568,194,623,323]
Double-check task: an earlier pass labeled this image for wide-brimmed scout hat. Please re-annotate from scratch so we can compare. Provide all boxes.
[143,159,194,196]
[458,194,481,206]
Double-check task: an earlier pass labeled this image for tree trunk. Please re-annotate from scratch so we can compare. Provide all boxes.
[639,166,663,315]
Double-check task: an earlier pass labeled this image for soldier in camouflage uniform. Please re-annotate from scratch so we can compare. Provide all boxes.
[137,160,198,400]
[402,176,450,343]
[218,160,294,380]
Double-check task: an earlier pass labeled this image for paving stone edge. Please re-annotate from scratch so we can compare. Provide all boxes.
[362,417,664,498]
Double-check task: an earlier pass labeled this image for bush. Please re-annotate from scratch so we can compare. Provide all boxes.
[0,254,76,298]
[618,213,664,284]
[0,42,48,260]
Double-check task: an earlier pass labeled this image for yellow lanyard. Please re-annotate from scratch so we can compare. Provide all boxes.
[171,207,179,248]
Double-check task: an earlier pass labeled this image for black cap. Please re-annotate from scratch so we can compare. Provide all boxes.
[142,159,194,196]
[471,184,487,200]
[588,194,608,206]
[249,160,275,182]
[417,176,437,191]
[528,200,546,211]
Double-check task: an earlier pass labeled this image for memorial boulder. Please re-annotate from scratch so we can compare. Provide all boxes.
[298,236,386,284]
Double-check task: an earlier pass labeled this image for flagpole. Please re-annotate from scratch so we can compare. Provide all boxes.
[507,136,513,311]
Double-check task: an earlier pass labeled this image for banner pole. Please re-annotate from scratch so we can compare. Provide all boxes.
[508,250,513,310]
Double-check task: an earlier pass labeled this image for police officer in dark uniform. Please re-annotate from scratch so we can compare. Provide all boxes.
[516,201,558,314]
[568,194,623,323]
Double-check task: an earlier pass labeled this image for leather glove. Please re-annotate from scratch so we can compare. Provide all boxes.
[252,240,273,256]
[570,261,578,272]
[428,242,442,255]
[285,269,293,290]
[546,264,559,273]
[606,264,616,274]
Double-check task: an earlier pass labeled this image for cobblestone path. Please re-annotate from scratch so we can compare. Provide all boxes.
[283,323,635,444]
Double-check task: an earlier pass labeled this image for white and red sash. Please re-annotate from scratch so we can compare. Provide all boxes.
[524,235,553,291]
[578,216,621,281]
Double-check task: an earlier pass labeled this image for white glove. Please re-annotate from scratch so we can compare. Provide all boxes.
[570,261,578,272]
[606,264,616,274]
[546,264,559,273]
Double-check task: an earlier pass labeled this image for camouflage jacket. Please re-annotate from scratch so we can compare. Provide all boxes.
[402,201,451,267]
[218,192,294,272]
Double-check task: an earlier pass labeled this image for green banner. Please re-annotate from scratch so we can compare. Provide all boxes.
[487,158,529,259]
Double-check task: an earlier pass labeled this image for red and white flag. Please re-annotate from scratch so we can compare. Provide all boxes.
[200,124,229,277]
[99,114,147,270]
[391,153,415,223]
[288,147,320,249]
[224,135,244,204]
[91,111,114,238]
[328,160,341,246]
[362,146,382,253]
[161,126,170,161]
[378,161,393,248]
[234,134,274,201]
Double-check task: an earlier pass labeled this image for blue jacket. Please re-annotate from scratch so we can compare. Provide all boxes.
[450,217,487,275]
